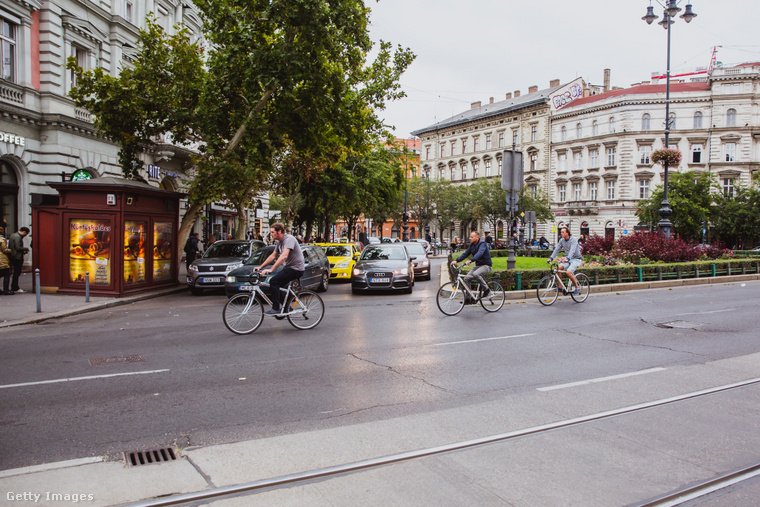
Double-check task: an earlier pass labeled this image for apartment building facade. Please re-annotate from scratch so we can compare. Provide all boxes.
[0,0,268,258]
[549,63,760,240]
[412,80,563,242]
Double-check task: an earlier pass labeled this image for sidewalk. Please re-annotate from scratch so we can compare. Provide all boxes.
[0,269,188,329]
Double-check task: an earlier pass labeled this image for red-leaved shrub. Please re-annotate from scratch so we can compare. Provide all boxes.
[582,234,615,256]
[614,232,700,263]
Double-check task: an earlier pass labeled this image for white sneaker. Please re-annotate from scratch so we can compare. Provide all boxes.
[14,289,26,293]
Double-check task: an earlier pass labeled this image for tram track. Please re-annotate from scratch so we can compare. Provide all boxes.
[125,375,760,507]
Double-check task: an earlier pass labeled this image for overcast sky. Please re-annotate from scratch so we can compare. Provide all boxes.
[366,0,760,138]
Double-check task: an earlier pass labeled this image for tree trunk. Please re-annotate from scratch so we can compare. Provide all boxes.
[178,203,203,263]
[236,205,248,239]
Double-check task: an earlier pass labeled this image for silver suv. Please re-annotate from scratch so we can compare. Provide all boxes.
[187,240,265,295]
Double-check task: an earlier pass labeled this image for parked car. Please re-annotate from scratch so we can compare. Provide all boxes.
[351,244,414,294]
[404,242,432,280]
[224,244,330,297]
[316,242,362,281]
[187,239,265,295]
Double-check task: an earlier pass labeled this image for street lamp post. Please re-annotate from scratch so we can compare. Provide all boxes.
[642,0,697,239]
[403,156,409,242]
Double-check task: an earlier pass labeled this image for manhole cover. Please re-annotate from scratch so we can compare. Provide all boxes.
[89,355,144,367]
[655,320,703,329]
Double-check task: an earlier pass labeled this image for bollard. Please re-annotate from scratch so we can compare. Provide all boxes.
[636,267,643,282]
[35,268,41,313]
[515,272,522,291]
[85,271,90,302]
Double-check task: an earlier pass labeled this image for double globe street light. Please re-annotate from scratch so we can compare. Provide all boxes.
[641,0,697,239]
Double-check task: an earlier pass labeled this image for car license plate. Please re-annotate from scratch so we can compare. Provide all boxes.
[239,285,254,291]
[201,277,222,283]
[370,277,390,283]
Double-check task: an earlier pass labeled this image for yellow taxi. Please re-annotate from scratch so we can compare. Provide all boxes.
[316,241,362,280]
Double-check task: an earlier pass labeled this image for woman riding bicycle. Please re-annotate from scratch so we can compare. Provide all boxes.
[548,226,582,294]
[450,231,492,298]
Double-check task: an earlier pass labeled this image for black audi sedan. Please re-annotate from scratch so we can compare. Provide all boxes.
[351,244,414,294]
[224,244,330,297]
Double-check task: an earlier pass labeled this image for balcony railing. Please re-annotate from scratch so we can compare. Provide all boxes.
[565,200,599,215]
[0,81,24,105]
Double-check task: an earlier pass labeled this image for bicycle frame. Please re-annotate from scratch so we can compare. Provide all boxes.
[240,279,306,315]
[451,267,488,301]
[549,265,571,294]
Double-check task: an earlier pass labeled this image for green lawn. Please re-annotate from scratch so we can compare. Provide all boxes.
[460,257,547,271]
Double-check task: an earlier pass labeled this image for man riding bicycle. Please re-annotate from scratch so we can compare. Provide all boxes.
[548,226,582,294]
[256,222,304,315]
[450,230,492,299]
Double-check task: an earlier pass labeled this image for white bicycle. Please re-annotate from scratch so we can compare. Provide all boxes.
[223,272,325,334]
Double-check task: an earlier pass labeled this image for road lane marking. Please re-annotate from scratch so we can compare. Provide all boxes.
[0,369,170,390]
[537,367,666,392]
[671,308,735,317]
[435,333,535,346]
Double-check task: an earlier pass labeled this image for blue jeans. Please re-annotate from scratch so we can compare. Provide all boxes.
[268,268,304,311]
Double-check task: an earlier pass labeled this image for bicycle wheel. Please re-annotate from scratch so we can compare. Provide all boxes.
[223,293,264,334]
[480,280,505,312]
[536,276,559,306]
[436,281,465,316]
[570,273,590,303]
[287,291,325,330]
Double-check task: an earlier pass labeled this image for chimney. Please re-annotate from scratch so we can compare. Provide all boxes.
[514,90,521,98]
[528,85,538,93]
[471,101,481,109]
[505,92,512,100]
[604,68,611,92]
[489,97,494,104]
[549,79,560,87]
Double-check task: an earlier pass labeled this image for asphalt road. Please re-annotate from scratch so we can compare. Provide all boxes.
[1,259,759,473]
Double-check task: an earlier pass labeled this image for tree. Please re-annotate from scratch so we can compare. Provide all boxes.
[69,2,414,252]
[636,171,714,242]
[711,180,760,249]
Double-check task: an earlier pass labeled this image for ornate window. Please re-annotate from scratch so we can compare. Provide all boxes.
[693,111,703,129]
[642,113,651,130]
[0,17,17,82]
[726,108,737,127]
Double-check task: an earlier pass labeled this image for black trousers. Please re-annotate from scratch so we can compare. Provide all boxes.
[10,258,23,291]
[268,268,304,311]
[1,267,10,293]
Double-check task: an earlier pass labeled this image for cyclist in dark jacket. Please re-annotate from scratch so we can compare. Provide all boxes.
[450,231,492,297]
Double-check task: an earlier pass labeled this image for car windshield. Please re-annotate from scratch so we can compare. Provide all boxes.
[324,246,351,257]
[244,247,274,265]
[361,246,406,261]
[405,243,426,255]
[203,242,250,258]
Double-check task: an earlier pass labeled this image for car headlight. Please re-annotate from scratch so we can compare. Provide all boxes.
[226,276,236,283]
[394,268,409,275]
[353,268,363,276]
[225,262,243,271]
[336,260,351,268]
[421,260,429,267]
[189,264,199,272]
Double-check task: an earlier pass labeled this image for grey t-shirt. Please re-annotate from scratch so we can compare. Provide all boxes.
[275,234,305,271]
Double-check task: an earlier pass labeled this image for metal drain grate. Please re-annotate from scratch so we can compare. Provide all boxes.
[126,447,177,467]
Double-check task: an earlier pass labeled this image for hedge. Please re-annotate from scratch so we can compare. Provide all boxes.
[447,255,760,291]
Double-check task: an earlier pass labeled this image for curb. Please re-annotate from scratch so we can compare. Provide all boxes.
[0,286,189,329]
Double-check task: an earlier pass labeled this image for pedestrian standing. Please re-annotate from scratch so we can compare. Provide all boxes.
[485,231,493,249]
[8,227,30,293]
[184,232,201,272]
[0,227,13,295]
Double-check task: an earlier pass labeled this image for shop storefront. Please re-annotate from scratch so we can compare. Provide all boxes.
[32,177,183,296]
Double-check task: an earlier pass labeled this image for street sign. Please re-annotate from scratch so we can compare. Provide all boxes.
[552,226,557,232]
[505,191,520,206]
[501,150,524,192]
